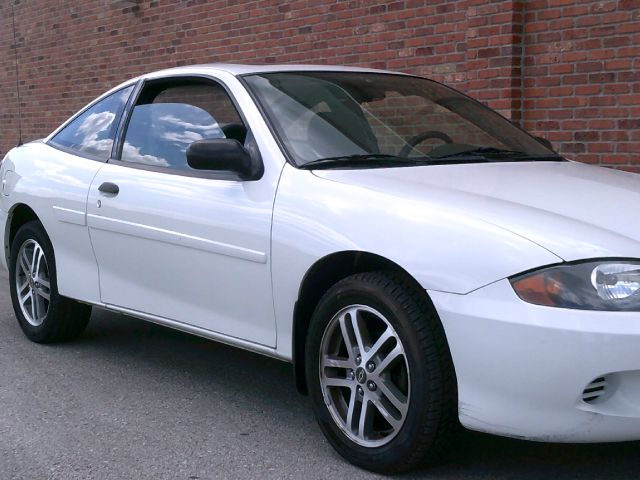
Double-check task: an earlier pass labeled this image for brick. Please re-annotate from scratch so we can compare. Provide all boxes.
[575,131,599,141]
[620,0,640,8]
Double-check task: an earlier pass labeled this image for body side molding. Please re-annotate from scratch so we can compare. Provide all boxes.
[87,214,267,263]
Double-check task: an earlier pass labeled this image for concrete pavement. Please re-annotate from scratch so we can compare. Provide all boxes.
[0,269,638,479]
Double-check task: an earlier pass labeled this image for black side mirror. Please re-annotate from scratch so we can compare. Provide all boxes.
[535,136,554,151]
[186,139,262,180]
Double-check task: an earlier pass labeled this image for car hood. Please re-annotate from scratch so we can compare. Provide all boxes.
[313,160,640,261]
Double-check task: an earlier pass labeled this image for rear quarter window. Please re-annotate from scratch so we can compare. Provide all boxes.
[49,85,134,159]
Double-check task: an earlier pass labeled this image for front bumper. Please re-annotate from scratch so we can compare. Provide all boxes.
[430,279,640,442]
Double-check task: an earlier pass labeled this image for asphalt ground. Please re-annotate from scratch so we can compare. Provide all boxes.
[0,269,638,479]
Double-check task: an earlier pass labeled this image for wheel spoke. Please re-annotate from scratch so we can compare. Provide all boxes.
[376,344,403,373]
[34,293,44,320]
[19,250,31,276]
[378,379,409,416]
[30,293,37,320]
[17,279,30,295]
[338,314,356,360]
[371,395,403,431]
[324,377,353,389]
[36,277,50,289]
[322,355,352,370]
[348,308,366,355]
[34,246,45,277]
[345,389,358,433]
[36,288,50,302]
[19,288,32,307]
[364,326,393,362]
[30,245,39,275]
[358,397,373,439]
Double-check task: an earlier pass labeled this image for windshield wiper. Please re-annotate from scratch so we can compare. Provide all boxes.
[300,149,563,170]
[299,154,433,170]
[434,147,562,160]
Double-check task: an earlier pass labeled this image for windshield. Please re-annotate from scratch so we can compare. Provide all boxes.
[243,72,558,168]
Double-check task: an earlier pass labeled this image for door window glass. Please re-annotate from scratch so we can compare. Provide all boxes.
[121,82,245,170]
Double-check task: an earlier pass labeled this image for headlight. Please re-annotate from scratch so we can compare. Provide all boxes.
[511,260,640,311]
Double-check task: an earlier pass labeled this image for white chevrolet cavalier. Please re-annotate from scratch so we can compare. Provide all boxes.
[1,64,639,473]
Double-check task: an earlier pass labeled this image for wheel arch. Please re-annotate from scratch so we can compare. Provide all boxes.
[292,250,427,394]
[5,203,41,266]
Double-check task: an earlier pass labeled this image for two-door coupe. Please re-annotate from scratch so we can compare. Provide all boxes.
[1,64,640,473]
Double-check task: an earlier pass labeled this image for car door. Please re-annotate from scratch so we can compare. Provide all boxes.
[86,76,279,347]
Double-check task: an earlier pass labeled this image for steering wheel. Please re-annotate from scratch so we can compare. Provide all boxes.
[399,131,454,157]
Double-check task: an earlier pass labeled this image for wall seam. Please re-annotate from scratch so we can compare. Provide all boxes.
[519,0,526,127]
[11,1,22,146]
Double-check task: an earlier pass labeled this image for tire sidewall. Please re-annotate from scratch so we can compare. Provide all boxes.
[9,221,61,342]
[306,275,438,470]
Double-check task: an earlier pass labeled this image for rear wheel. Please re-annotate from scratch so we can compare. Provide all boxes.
[9,221,91,343]
[306,271,457,473]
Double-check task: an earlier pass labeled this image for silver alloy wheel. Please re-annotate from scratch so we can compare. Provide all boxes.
[319,304,411,447]
[15,239,51,326]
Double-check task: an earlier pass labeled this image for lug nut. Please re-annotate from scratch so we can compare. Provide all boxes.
[367,381,377,391]
[366,361,375,372]
[357,386,364,396]
[355,354,362,365]
[347,370,355,380]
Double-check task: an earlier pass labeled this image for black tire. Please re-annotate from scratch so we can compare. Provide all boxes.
[9,221,91,343]
[306,271,457,473]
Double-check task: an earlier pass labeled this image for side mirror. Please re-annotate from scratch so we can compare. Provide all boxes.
[535,136,554,150]
[186,139,262,180]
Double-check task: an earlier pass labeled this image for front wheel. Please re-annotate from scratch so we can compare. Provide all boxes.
[306,272,457,473]
[9,221,91,343]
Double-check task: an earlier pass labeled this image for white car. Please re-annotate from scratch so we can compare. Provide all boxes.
[1,64,639,473]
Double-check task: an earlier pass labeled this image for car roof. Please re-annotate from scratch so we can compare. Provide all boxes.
[141,63,405,78]
[100,64,413,114]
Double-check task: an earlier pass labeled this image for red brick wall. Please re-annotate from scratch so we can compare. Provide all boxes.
[1,0,638,171]
[523,0,640,170]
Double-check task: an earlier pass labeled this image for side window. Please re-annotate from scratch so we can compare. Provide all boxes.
[121,82,245,171]
[50,86,134,159]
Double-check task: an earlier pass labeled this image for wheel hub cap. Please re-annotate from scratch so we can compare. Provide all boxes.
[355,367,367,384]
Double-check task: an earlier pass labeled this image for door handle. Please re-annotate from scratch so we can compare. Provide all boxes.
[98,182,119,195]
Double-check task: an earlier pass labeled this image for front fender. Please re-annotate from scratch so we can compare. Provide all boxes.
[270,164,561,358]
